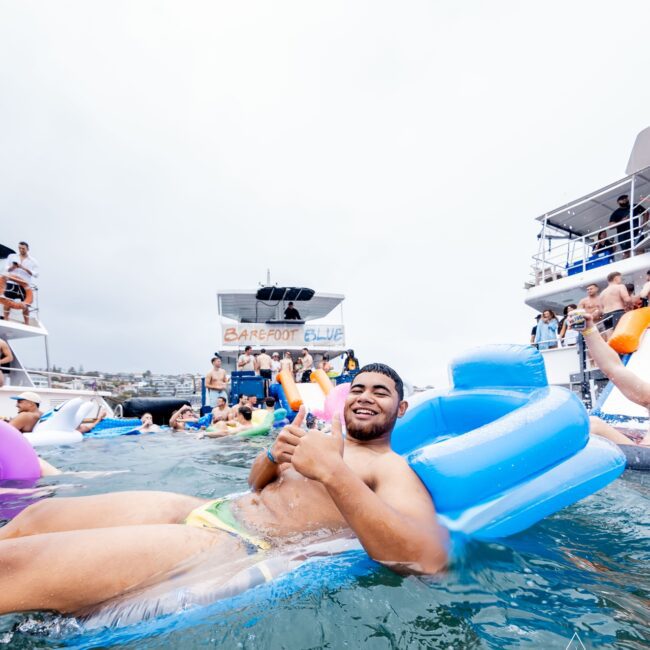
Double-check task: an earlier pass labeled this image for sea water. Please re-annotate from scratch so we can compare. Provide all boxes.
[0,431,648,649]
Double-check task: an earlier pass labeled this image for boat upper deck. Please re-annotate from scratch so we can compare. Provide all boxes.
[525,163,650,313]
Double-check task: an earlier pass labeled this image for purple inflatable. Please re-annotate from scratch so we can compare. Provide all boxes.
[0,420,40,480]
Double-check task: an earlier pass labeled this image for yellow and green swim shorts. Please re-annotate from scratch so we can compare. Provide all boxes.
[185,497,271,552]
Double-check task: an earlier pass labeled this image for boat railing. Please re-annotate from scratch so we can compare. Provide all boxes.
[530,220,650,286]
[2,367,102,390]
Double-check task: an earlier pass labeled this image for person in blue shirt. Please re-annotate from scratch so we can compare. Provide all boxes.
[534,310,559,350]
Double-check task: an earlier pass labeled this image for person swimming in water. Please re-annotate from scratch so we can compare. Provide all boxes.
[0,363,447,615]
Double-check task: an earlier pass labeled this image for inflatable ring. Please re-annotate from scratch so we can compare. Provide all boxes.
[0,420,41,480]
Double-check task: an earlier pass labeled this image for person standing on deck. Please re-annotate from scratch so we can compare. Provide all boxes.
[600,272,634,331]
[343,349,360,374]
[237,346,255,372]
[205,357,229,407]
[271,352,281,381]
[257,349,272,381]
[578,284,603,323]
[534,310,559,350]
[0,242,39,324]
[300,348,313,382]
[280,351,293,376]
[607,195,648,259]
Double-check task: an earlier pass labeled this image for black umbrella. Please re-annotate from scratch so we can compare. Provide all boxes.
[0,244,15,260]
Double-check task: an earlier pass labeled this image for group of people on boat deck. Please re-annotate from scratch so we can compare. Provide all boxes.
[205,348,360,407]
[531,269,650,350]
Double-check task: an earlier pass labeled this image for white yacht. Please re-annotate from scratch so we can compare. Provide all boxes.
[524,127,650,418]
[0,248,112,417]
[215,285,348,373]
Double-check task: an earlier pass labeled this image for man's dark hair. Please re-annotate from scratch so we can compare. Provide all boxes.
[211,356,220,363]
[260,348,266,354]
[239,405,252,421]
[617,194,629,202]
[302,347,308,352]
[607,271,621,282]
[265,396,275,407]
[217,396,226,404]
[356,363,404,401]
[244,345,252,352]
[247,394,257,400]
[288,301,294,306]
[18,241,29,248]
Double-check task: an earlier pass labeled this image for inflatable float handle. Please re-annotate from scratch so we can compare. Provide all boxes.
[609,306,650,354]
[278,370,303,412]
[310,369,332,396]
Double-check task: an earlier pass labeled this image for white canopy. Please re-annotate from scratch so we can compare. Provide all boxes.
[536,167,650,237]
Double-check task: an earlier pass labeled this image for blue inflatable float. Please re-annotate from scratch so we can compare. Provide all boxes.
[391,344,625,538]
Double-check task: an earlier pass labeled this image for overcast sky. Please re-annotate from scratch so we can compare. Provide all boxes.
[2,1,650,387]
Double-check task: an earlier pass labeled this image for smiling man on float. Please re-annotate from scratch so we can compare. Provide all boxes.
[0,364,447,615]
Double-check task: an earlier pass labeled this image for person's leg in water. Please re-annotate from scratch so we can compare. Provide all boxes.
[0,524,247,614]
[0,491,205,540]
[589,416,650,447]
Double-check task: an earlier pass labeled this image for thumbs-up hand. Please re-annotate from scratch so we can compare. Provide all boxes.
[291,411,345,483]
[269,406,306,464]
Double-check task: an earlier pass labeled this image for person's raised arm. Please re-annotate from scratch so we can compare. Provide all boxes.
[571,311,650,408]
[248,408,306,491]
[290,415,448,574]
[619,285,634,308]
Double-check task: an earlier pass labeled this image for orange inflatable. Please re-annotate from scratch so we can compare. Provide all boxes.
[310,369,332,396]
[278,369,303,411]
[608,306,650,354]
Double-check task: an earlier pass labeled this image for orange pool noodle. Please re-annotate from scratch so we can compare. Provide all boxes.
[278,369,303,411]
[310,369,333,396]
[608,306,650,354]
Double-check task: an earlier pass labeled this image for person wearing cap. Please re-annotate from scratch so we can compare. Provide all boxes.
[8,391,42,433]
[343,349,359,374]
[270,352,281,382]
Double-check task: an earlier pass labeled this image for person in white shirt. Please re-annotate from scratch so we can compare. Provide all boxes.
[0,242,39,324]
[237,346,255,372]
[271,352,281,381]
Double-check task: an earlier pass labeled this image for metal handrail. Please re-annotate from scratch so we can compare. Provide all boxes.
[530,218,650,285]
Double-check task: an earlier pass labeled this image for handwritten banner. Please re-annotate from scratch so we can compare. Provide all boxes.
[222,323,345,347]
